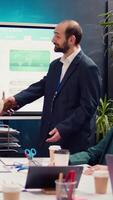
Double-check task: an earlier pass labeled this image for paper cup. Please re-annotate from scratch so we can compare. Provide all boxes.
[93,170,109,194]
[54,149,70,166]
[2,184,21,200]
[48,145,61,165]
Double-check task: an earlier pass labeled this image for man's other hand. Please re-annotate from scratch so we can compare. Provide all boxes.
[46,128,61,142]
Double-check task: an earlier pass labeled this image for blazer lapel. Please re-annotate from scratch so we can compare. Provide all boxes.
[55,61,63,88]
[51,60,63,93]
[57,51,83,94]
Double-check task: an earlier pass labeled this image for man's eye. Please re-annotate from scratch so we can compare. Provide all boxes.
[56,36,61,39]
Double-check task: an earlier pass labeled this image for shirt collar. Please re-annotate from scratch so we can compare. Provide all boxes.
[60,46,81,65]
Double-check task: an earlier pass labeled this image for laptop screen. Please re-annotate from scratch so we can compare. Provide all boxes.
[25,165,83,189]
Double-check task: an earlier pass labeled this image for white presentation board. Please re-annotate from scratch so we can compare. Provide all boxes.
[0,23,62,114]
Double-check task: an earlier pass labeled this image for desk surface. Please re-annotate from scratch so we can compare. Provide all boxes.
[0,158,112,200]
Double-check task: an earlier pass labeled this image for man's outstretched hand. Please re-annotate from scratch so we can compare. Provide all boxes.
[0,96,17,115]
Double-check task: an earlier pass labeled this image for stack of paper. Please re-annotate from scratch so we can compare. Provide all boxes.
[0,126,20,151]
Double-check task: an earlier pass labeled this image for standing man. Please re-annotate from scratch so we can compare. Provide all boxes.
[2,20,101,156]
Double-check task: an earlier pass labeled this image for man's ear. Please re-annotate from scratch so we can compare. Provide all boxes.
[69,35,76,45]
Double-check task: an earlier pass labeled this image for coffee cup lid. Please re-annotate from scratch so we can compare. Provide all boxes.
[93,170,109,177]
[54,149,70,154]
[2,184,21,192]
[49,145,61,150]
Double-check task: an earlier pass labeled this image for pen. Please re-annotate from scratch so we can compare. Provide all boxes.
[65,170,76,200]
[2,91,5,101]
[58,172,63,182]
[17,166,28,172]
[56,172,63,198]
[65,170,76,182]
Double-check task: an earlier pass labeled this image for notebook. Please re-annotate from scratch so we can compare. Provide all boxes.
[106,154,113,193]
[25,165,83,189]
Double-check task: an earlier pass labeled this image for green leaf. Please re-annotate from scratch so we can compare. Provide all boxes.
[96,96,113,142]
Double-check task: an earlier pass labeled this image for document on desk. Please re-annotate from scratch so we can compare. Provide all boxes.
[0,158,28,166]
[0,165,11,172]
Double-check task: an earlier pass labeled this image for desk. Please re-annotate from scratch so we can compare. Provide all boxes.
[0,158,112,200]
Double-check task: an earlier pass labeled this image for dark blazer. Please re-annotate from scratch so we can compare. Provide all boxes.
[14,50,101,156]
[70,127,113,165]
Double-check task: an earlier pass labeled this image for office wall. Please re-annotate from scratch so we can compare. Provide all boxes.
[0,0,106,24]
[0,0,107,152]
[107,0,113,99]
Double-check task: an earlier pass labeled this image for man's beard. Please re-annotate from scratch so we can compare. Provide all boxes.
[54,41,70,53]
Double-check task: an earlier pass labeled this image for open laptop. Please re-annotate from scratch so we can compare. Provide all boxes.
[25,165,83,189]
[106,154,113,193]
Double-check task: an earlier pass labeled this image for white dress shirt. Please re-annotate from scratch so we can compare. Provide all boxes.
[60,46,81,82]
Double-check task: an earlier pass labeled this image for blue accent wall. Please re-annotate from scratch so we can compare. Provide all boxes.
[0,0,106,24]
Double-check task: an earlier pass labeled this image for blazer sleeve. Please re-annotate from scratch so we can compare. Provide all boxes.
[70,128,113,165]
[14,76,46,108]
[56,63,101,138]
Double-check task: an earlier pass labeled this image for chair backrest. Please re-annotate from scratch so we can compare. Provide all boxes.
[106,154,113,193]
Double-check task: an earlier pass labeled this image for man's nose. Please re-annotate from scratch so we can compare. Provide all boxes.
[52,35,56,43]
[52,37,54,43]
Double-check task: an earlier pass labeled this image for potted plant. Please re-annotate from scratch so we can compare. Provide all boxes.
[99,10,113,56]
[96,11,113,142]
[96,96,113,142]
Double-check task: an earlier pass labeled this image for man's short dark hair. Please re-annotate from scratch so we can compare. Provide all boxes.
[65,20,83,44]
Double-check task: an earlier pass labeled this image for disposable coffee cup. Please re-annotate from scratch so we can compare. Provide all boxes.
[2,184,21,200]
[93,170,109,194]
[49,145,61,165]
[54,149,70,166]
